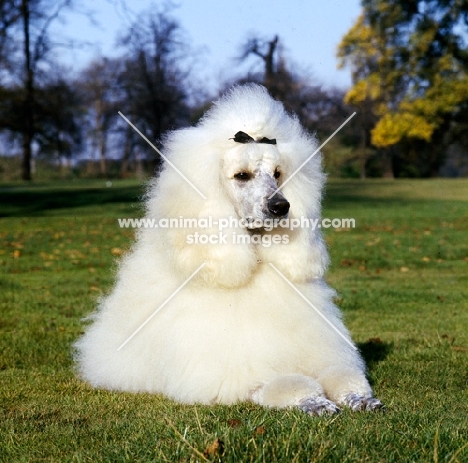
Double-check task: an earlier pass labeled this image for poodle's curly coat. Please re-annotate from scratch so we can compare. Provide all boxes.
[74,85,382,415]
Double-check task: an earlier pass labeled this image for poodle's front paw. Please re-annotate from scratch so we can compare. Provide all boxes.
[200,246,258,288]
[342,393,385,412]
[298,396,341,416]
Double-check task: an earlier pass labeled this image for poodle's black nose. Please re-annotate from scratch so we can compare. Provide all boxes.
[267,195,290,217]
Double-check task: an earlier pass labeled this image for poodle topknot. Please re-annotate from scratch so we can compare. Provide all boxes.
[74,84,382,415]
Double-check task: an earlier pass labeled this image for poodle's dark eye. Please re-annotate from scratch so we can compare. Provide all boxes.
[274,170,281,179]
[234,172,252,181]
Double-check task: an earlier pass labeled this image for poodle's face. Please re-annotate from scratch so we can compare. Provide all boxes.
[222,143,290,228]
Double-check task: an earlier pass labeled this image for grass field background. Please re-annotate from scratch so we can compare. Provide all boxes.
[1,179,467,462]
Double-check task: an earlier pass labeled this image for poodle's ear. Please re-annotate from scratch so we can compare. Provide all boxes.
[144,132,258,289]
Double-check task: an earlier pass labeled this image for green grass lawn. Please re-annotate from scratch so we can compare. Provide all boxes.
[1,179,467,462]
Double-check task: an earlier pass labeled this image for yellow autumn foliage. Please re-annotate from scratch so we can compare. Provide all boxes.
[371,113,435,148]
[344,76,381,105]
[339,3,468,149]
[337,15,377,69]
[402,74,468,119]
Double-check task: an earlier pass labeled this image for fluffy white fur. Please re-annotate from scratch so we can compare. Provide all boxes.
[74,84,382,415]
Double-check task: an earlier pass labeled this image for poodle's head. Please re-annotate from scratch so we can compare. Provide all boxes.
[220,135,289,228]
[196,84,324,227]
[152,84,325,224]
[148,84,328,285]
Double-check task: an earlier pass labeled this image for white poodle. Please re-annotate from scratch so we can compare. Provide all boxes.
[74,84,382,415]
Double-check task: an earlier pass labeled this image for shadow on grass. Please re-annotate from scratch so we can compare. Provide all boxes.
[0,185,145,217]
[3,179,464,217]
[322,180,467,209]
[357,338,393,368]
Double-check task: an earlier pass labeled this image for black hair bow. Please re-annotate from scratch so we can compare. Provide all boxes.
[231,131,276,145]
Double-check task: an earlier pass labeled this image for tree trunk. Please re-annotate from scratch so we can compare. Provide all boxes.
[22,125,33,181]
[264,36,278,82]
[381,149,395,179]
[95,100,107,177]
[86,156,95,176]
[21,0,34,181]
[360,127,366,180]
[120,129,132,178]
[135,149,143,180]
[99,132,107,177]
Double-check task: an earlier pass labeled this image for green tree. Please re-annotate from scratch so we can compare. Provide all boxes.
[118,6,192,150]
[338,0,468,177]
[0,0,78,180]
[78,58,122,177]
[34,77,83,168]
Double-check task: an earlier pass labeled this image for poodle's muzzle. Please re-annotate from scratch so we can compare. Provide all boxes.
[267,193,290,218]
[246,175,290,228]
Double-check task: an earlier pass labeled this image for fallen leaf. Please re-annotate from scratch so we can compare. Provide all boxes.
[111,247,123,256]
[255,426,266,435]
[227,419,242,428]
[13,250,21,258]
[203,438,224,458]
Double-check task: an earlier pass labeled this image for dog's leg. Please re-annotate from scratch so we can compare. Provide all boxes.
[251,374,341,416]
[317,366,384,411]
